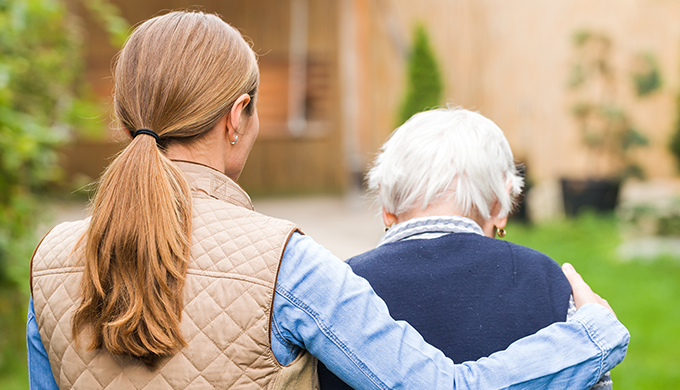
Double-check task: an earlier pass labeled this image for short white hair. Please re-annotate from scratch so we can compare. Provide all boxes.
[368,107,523,220]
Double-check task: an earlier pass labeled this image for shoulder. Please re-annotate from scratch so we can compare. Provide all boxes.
[46,218,90,237]
[500,239,563,273]
[454,234,561,269]
[278,232,358,298]
[283,232,338,266]
[346,240,406,270]
[457,235,571,310]
[494,239,571,299]
[32,218,89,290]
[193,196,297,235]
[34,218,89,260]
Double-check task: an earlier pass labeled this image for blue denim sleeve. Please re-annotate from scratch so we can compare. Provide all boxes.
[272,232,630,390]
[27,296,59,390]
[457,304,628,389]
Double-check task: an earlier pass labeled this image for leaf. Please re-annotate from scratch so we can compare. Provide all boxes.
[632,52,662,97]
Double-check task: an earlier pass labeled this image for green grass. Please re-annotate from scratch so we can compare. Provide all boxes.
[506,213,680,389]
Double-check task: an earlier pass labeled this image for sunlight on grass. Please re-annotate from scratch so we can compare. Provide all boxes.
[507,214,680,389]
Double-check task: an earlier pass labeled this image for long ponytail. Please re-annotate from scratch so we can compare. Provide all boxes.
[72,11,259,365]
[73,133,192,364]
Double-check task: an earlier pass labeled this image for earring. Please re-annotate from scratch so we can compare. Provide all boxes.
[230,134,238,145]
[384,226,389,232]
[496,227,506,238]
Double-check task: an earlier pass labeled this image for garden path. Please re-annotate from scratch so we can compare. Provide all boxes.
[41,191,384,261]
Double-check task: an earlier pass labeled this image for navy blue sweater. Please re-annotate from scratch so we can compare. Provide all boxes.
[318,233,572,389]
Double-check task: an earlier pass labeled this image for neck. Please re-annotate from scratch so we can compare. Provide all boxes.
[164,128,243,181]
[396,203,496,238]
[165,142,225,173]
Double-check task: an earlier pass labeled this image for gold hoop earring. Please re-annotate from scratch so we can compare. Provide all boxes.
[496,227,506,238]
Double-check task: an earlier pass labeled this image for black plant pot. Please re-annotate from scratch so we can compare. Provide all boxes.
[561,178,621,217]
[510,164,531,223]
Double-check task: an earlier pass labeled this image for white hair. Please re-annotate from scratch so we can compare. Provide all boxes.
[368,107,523,220]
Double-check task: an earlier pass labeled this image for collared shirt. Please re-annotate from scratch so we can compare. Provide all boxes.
[379,215,484,246]
[28,231,628,389]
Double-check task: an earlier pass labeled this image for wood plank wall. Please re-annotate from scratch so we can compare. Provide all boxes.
[66,0,344,195]
[64,0,680,194]
[357,0,680,182]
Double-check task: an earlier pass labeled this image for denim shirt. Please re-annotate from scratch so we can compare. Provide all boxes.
[28,232,629,389]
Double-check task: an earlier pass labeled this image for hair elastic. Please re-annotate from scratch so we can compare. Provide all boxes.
[133,128,160,144]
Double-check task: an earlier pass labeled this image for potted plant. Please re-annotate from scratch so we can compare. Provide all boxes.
[563,30,649,216]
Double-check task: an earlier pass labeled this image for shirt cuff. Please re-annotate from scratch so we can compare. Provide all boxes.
[569,303,630,376]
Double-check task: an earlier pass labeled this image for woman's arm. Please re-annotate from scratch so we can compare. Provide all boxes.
[273,232,629,390]
[567,295,613,390]
[27,296,59,390]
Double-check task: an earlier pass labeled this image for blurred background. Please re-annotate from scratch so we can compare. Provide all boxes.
[1,0,679,388]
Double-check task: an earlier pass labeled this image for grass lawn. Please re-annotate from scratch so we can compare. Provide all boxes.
[506,214,680,389]
[2,214,677,389]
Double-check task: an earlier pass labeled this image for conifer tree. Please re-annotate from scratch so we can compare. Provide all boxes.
[398,25,444,125]
[670,94,680,171]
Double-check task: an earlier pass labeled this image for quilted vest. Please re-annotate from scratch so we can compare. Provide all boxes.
[31,161,319,389]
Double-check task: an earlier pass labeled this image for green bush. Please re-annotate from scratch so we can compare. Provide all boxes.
[0,0,87,380]
[398,24,443,126]
[0,0,128,385]
[0,0,75,281]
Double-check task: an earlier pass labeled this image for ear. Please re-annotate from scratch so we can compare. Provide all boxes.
[382,207,398,227]
[494,215,508,230]
[492,182,513,230]
[483,200,508,238]
[226,94,252,138]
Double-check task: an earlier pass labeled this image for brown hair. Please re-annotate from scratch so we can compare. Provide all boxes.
[72,11,259,365]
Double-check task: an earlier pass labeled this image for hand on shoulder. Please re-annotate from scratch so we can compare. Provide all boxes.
[562,262,616,316]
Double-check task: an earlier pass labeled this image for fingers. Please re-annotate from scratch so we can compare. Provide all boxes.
[562,262,584,287]
[598,296,614,316]
[562,262,616,317]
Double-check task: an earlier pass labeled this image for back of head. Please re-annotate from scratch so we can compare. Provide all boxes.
[72,11,259,365]
[368,107,523,221]
[115,11,259,139]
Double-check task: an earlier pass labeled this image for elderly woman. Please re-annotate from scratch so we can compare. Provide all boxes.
[319,107,612,389]
[27,12,626,390]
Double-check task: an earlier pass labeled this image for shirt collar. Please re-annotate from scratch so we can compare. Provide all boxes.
[172,160,254,211]
[378,215,484,246]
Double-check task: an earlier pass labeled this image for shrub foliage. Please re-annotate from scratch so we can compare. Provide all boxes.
[0,0,128,381]
[398,24,443,126]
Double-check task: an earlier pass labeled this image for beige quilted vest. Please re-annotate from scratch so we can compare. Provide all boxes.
[31,161,319,389]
